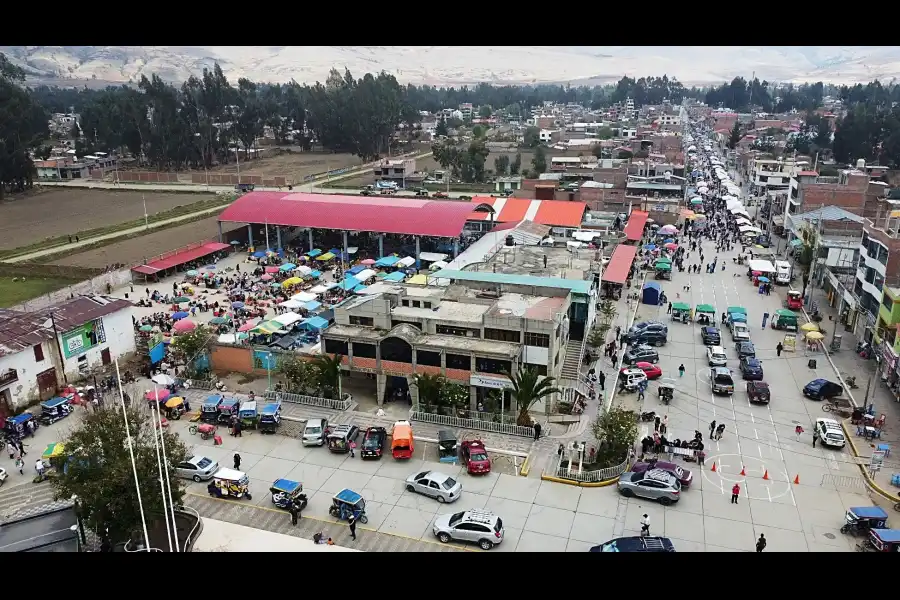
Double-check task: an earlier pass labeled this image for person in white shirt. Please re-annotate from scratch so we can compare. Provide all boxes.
[640,514,651,536]
[35,459,45,477]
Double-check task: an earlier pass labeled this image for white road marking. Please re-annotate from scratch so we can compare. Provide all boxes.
[766,486,772,503]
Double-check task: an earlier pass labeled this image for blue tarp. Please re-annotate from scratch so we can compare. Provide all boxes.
[375,256,399,267]
[279,263,296,272]
[172,311,189,320]
[303,300,322,311]
[307,249,322,258]
[383,271,406,282]
[304,316,329,330]
[354,286,368,294]
[149,342,166,364]
[310,270,321,278]
[348,265,366,275]
[337,278,360,291]
[641,282,661,305]
[252,251,266,258]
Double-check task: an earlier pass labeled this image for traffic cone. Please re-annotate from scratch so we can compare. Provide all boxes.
[740,466,746,476]
[793,474,800,484]
[711,462,717,472]
[763,470,770,480]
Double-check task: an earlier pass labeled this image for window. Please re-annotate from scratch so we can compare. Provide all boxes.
[401,299,410,307]
[528,364,548,376]
[351,342,377,359]
[475,357,512,375]
[416,350,442,367]
[484,328,520,343]
[412,301,421,308]
[883,294,894,313]
[423,302,432,309]
[436,325,479,338]
[323,338,349,355]
[861,231,869,248]
[524,332,550,348]
[349,316,374,327]
[33,345,44,362]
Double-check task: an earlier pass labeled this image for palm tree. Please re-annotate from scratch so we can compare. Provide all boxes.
[312,354,342,399]
[506,367,560,427]
[413,373,445,410]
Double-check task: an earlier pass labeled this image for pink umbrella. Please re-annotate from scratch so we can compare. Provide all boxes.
[265,266,279,274]
[145,389,170,402]
[238,321,257,332]
[173,319,197,333]
[360,259,376,265]
[664,243,678,250]
[260,274,274,281]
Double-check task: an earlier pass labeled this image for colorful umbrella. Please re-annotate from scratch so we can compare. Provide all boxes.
[360,259,376,265]
[282,277,303,287]
[145,389,170,402]
[139,325,153,332]
[209,316,230,325]
[42,443,66,459]
[757,276,770,283]
[238,321,257,332]
[172,311,189,320]
[186,270,199,276]
[232,301,245,309]
[805,331,824,340]
[664,243,678,250]
[173,319,197,333]
[643,244,657,251]
[800,322,819,332]
[173,296,191,303]
[264,266,279,274]
[260,274,274,281]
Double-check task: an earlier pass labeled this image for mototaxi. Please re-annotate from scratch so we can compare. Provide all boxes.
[770,309,799,332]
[217,397,241,424]
[842,506,889,536]
[438,429,459,464]
[785,290,803,311]
[4,413,38,438]
[857,528,900,552]
[258,401,282,433]
[39,397,72,426]
[207,468,252,500]
[164,397,186,420]
[391,421,414,459]
[201,395,223,423]
[269,478,308,510]
[696,304,716,326]
[238,401,259,429]
[328,488,369,524]
[657,377,676,405]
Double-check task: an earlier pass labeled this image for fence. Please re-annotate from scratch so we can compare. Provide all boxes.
[409,404,536,437]
[554,456,630,483]
[264,389,352,411]
[7,267,134,312]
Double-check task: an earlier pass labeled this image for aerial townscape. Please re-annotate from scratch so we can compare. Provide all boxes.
[3,46,900,553]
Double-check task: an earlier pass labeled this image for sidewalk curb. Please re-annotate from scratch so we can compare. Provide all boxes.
[605,270,646,413]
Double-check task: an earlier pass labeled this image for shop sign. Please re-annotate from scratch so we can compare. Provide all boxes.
[351,366,376,375]
[0,369,17,388]
[470,373,512,390]
[61,319,106,359]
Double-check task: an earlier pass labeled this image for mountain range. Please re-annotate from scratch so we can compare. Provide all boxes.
[3,46,900,87]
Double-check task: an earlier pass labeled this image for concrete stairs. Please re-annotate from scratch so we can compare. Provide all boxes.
[559,338,585,381]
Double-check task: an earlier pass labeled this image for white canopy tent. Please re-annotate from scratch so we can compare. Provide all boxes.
[273,312,303,327]
[291,292,318,302]
[295,265,313,275]
[739,225,762,234]
[735,217,752,226]
[748,259,776,273]
[353,269,377,282]
[310,285,330,294]
[279,299,304,309]
[429,260,449,271]
[418,252,448,262]
[397,256,416,268]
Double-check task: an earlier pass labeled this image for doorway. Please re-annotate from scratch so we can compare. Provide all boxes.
[101,348,111,366]
[36,368,58,401]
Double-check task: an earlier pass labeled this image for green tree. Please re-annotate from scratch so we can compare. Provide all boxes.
[506,367,560,426]
[494,154,510,176]
[170,326,210,370]
[413,372,445,409]
[587,328,607,348]
[278,355,312,393]
[532,145,547,174]
[0,53,48,199]
[472,124,485,139]
[510,153,522,175]
[523,126,540,148]
[312,353,343,399]
[478,105,493,118]
[590,407,638,467]
[597,126,613,140]
[51,405,188,543]
[435,117,448,137]
[727,121,742,149]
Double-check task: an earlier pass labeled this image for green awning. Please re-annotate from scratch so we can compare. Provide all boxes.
[655,264,672,271]
[672,302,691,311]
[727,306,746,315]
[790,238,803,247]
[696,304,716,314]
[774,309,797,317]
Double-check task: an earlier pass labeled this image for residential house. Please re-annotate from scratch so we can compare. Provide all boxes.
[373,158,416,187]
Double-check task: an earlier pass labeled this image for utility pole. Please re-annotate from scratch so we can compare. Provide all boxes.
[49,312,68,385]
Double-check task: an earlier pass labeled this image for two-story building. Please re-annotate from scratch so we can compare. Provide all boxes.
[373,158,416,188]
[751,158,799,197]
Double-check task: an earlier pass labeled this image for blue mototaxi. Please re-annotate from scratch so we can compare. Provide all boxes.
[259,402,282,434]
[328,489,369,524]
[39,397,72,426]
[841,506,889,536]
[270,478,308,510]
[4,413,38,438]
[201,395,223,423]
[858,528,900,552]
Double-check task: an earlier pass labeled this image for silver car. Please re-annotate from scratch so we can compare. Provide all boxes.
[175,455,219,482]
[405,470,462,503]
[302,418,328,446]
[617,468,681,505]
[433,509,504,550]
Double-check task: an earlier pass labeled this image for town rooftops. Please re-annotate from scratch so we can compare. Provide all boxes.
[431,269,592,295]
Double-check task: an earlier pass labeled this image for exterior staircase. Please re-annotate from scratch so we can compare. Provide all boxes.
[560,338,585,381]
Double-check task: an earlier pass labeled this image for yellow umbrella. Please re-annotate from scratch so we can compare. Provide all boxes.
[282,277,303,287]
[165,397,184,408]
[805,331,824,340]
[800,322,819,332]
[407,274,427,285]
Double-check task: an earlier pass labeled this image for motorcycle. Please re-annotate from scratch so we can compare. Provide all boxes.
[639,411,656,422]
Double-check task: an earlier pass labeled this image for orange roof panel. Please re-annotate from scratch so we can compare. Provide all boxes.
[533,200,587,228]
[495,198,531,222]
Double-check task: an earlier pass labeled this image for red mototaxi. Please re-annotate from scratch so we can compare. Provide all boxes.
[461,440,491,475]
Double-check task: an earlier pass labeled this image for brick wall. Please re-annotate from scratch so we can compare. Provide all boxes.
[115,171,180,183]
[210,345,254,374]
[579,187,627,211]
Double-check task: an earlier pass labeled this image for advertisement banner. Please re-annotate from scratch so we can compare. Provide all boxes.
[61,320,106,359]
[253,350,277,370]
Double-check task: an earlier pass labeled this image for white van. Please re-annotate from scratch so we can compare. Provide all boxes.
[775,260,792,285]
[815,418,846,448]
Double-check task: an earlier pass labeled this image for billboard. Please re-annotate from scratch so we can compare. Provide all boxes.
[61,319,106,359]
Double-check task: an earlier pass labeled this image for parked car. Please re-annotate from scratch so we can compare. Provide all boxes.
[175,455,220,482]
[730,322,751,342]
[360,426,387,459]
[460,440,491,474]
[617,469,681,505]
[359,189,375,196]
[590,536,676,552]
[739,357,764,380]
[746,381,770,404]
[803,379,843,401]
[734,341,756,359]
[815,418,846,448]
[701,326,721,346]
[432,191,449,198]
[630,460,693,488]
[706,345,728,367]
[710,367,735,395]
[405,470,462,503]
[433,509,504,550]
[414,188,429,197]
[627,361,662,379]
[623,345,660,365]
[624,323,668,346]
[302,418,328,446]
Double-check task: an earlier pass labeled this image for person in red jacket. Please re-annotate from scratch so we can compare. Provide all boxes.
[731,483,740,504]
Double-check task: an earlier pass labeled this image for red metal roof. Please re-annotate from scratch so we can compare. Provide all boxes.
[623,210,649,242]
[797,171,818,176]
[218,192,480,238]
[467,197,587,227]
[602,244,637,285]
[132,242,230,275]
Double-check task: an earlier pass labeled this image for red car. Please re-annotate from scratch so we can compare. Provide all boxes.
[622,362,662,380]
[630,461,693,488]
[460,440,491,474]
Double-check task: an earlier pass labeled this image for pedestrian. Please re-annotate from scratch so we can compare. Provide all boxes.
[348,515,357,540]
[68,235,72,243]
[15,456,24,475]
[349,439,356,458]
[558,444,564,457]
[75,235,79,242]
[654,415,661,432]
[678,364,685,378]
[615,326,621,341]
[709,420,717,439]
[756,533,767,552]
[776,342,783,357]
[661,415,668,435]
[17,439,25,456]
[716,423,725,440]
[233,453,241,470]
[6,441,15,460]
[638,387,645,402]
[812,429,819,448]
[762,311,770,329]
[667,302,673,314]
[731,482,740,504]
[533,422,542,441]
[795,425,804,441]
[640,513,651,536]
[598,371,606,391]
[235,420,242,437]
[289,502,299,526]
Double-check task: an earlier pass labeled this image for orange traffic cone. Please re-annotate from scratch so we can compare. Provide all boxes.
[793,474,800,484]
[763,470,770,480]
[711,462,717,472]
[740,466,746,476]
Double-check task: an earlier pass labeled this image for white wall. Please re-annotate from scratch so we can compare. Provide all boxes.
[0,340,55,409]
[522,346,549,367]
[57,309,135,380]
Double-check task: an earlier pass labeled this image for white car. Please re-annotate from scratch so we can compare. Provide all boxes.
[815,418,846,448]
[706,346,728,367]
[731,323,751,342]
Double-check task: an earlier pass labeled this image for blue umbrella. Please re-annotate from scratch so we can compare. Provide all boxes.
[643,244,657,251]
[252,251,266,258]
[663,238,675,244]
[758,276,770,283]
[172,311,189,320]
[232,301,245,309]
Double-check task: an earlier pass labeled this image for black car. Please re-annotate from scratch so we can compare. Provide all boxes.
[747,381,770,404]
[739,357,764,380]
[625,323,668,346]
[701,327,721,346]
[735,341,756,359]
[623,345,660,365]
[360,426,387,459]
[803,379,843,401]
[590,536,676,553]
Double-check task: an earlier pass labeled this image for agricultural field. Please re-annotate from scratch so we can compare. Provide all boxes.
[0,189,219,252]
[178,149,364,184]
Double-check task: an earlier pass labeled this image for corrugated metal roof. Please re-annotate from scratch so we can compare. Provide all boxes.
[218,192,482,238]
[132,242,230,275]
[430,269,592,295]
[793,206,864,224]
[468,197,587,228]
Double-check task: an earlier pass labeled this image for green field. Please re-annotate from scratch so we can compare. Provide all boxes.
[0,277,71,308]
